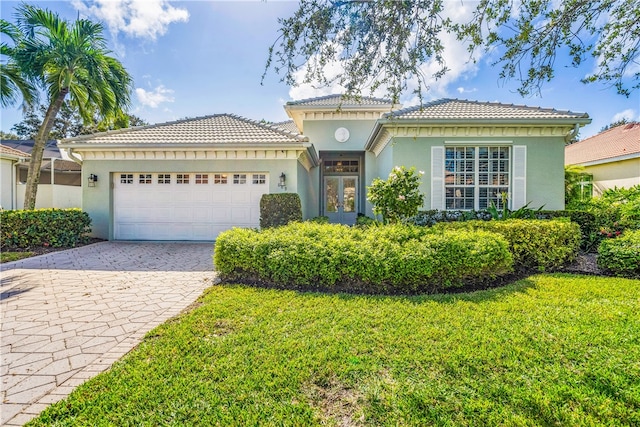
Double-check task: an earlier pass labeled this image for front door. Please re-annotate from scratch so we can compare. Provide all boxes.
[324,176,358,224]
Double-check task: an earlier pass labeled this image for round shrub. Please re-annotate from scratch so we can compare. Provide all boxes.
[214,222,513,294]
[597,230,640,278]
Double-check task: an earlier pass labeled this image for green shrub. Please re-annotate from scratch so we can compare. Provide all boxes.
[1,208,91,248]
[355,214,379,227]
[367,166,424,223]
[214,222,513,294]
[598,230,640,278]
[259,193,302,228]
[433,219,580,271]
[410,209,492,226]
[569,185,640,235]
[307,216,329,224]
[537,210,599,252]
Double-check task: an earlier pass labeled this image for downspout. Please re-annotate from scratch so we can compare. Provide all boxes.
[65,148,83,165]
[565,123,580,143]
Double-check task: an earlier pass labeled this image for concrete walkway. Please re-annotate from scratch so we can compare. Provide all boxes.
[1,242,214,426]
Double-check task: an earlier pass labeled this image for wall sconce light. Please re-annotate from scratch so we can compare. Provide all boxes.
[278,172,286,189]
[88,174,98,187]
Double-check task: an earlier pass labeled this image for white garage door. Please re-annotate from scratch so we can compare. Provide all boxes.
[114,172,268,240]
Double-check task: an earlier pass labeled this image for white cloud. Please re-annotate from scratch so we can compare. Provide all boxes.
[457,86,478,94]
[611,109,638,123]
[288,3,482,104]
[136,85,175,108]
[72,0,189,40]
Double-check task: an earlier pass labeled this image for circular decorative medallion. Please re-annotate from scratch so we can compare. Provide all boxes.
[334,127,350,143]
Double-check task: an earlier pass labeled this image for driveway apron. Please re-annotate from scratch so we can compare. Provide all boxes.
[1,242,214,426]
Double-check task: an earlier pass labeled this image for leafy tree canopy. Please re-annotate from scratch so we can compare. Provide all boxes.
[3,4,132,209]
[10,100,148,140]
[0,130,20,140]
[265,0,640,103]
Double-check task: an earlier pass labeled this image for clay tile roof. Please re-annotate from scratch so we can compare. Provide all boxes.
[60,114,309,146]
[0,144,30,158]
[565,122,640,165]
[273,120,301,135]
[286,94,393,107]
[387,98,589,120]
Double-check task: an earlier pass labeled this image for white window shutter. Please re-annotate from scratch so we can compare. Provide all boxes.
[431,146,445,210]
[512,145,527,209]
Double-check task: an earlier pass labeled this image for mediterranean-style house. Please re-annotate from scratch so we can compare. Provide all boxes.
[1,139,82,209]
[565,122,640,195]
[58,96,591,241]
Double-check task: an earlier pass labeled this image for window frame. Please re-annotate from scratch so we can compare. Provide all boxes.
[443,143,513,211]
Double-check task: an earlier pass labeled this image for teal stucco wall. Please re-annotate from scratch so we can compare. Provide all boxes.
[384,135,566,211]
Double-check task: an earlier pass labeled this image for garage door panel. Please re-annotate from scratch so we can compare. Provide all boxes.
[212,191,231,203]
[231,207,251,222]
[114,172,268,241]
[231,191,250,204]
[211,207,232,221]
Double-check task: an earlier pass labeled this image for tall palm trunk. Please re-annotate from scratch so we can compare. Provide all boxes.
[23,89,68,209]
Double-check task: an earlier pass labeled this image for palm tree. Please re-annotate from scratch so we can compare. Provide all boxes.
[13,4,132,209]
[0,19,37,108]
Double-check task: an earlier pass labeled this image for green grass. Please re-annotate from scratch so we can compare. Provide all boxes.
[1,251,35,263]
[29,274,640,426]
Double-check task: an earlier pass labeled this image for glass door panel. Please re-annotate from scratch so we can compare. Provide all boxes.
[323,176,358,224]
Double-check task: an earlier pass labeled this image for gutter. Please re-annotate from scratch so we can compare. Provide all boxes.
[565,123,581,143]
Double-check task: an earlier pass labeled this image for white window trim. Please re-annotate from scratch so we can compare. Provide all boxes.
[437,145,519,211]
[444,140,513,145]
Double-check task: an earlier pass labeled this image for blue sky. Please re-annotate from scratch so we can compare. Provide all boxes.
[1,0,639,140]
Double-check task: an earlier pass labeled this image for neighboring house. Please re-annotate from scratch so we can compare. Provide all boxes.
[0,144,30,209]
[1,139,82,209]
[58,96,590,241]
[565,123,640,195]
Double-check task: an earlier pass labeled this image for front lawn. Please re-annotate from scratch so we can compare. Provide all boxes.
[1,251,35,263]
[30,274,640,426]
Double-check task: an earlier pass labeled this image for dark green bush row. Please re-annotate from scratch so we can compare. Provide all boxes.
[1,208,91,248]
[410,209,597,252]
[433,219,581,271]
[598,230,640,278]
[259,193,302,228]
[214,222,513,294]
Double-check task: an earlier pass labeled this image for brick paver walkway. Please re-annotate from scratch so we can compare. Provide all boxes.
[1,242,214,426]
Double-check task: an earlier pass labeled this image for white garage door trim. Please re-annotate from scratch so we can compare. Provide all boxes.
[114,172,268,240]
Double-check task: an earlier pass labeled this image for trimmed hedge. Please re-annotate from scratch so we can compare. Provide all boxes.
[1,208,91,248]
[214,222,513,294]
[411,209,598,251]
[433,219,581,271]
[598,230,640,278]
[259,193,302,228]
[537,210,599,252]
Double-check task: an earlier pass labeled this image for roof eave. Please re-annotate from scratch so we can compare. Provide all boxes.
[375,117,592,126]
[57,141,310,150]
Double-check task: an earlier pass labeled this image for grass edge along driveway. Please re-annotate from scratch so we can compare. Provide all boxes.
[29,274,640,426]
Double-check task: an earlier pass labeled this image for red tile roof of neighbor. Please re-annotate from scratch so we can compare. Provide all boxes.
[565,123,640,165]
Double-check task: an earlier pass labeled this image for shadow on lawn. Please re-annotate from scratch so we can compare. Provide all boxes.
[220,272,540,305]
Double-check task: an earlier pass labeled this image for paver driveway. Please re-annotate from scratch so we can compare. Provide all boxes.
[1,242,214,426]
